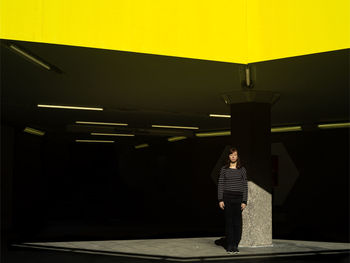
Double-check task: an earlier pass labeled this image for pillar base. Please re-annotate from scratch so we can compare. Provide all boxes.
[240,181,272,246]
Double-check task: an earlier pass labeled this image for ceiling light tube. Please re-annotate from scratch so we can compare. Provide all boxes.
[167,136,187,142]
[195,125,303,137]
[91,133,134,137]
[152,125,199,130]
[271,126,302,132]
[38,104,103,111]
[10,44,51,70]
[195,131,231,137]
[24,127,45,136]
[76,121,127,126]
[75,139,114,143]
[317,122,350,129]
[135,144,149,149]
[209,114,231,118]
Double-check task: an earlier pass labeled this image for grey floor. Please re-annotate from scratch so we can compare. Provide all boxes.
[9,237,350,262]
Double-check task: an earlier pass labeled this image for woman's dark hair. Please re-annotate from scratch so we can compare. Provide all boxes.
[224,146,242,169]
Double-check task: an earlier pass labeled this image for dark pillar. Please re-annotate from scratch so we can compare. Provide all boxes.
[230,102,272,192]
[221,87,280,246]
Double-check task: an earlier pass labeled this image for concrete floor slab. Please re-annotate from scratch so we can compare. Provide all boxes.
[12,237,350,261]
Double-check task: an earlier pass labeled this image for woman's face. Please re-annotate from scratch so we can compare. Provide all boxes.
[229,151,238,163]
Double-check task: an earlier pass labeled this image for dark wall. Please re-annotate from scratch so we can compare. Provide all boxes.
[2,125,349,243]
[6,128,47,240]
[1,125,14,250]
[272,128,349,242]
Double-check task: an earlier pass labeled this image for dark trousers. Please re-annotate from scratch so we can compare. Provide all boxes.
[224,198,242,250]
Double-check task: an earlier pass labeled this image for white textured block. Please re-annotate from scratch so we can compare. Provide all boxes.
[240,181,272,246]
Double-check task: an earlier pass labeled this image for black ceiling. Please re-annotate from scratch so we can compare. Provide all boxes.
[1,39,349,139]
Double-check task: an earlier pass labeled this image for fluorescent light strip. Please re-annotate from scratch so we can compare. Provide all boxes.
[168,136,187,142]
[317,122,350,129]
[195,131,231,137]
[76,140,114,143]
[38,104,103,111]
[209,114,231,118]
[91,133,134,137]
[10,44,51,70]
[196,125,303,137]
[135,144,149,149]
[76,121,127,126]
[271,126,302,132]
[23,127,45,136]
[152,125,199,130]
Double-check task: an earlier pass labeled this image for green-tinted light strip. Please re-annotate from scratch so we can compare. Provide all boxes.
[317,122,350,129]
[76,139,114,143]
[195,131,231,137]
[91,133,134,137]
[152,125,199,130]
[271,126,302,132]
[168,136,187,142]
[10,44,51,70]
[135,143,149,149]
[76,121,128,126]
[24,127,45,136]
[38,104,103,111]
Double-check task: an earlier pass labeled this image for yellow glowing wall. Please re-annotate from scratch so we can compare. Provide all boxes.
[0,0,349,63]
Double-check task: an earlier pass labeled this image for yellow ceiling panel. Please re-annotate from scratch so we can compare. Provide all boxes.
[247,0,350,62]
[0,0,248,63]
[0,0,349,63]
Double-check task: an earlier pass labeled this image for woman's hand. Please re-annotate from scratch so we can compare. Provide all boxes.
[219,201,225,210]
[241,203,246,210]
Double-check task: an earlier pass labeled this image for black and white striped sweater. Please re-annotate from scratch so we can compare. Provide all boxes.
[218,166,248,205]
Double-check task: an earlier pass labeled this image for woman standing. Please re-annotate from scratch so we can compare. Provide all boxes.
[218,146,248,254]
